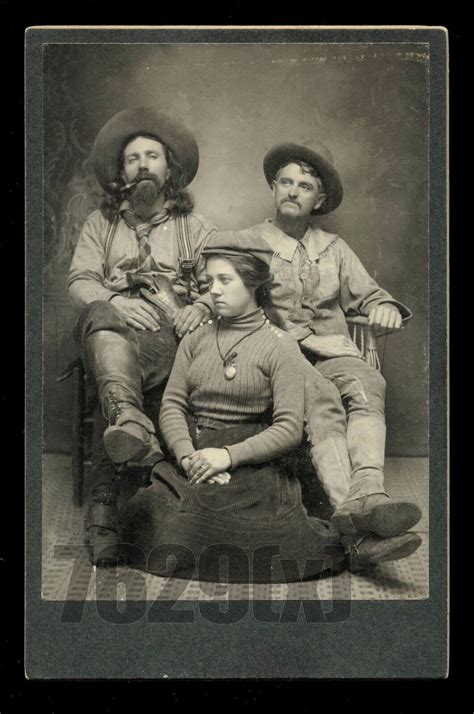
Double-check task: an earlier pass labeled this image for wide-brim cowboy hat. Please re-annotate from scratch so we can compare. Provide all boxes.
[91,106,199,193]
[263,141,343,215]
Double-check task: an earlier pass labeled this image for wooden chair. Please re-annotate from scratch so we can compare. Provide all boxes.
[57,358,93,507]
[345,315,382,371]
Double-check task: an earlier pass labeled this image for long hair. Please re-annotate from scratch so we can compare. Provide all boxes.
[99,131,194,221]
[206,253,286,329]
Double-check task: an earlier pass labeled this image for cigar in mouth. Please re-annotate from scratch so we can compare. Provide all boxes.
[109,180,139,192]
[122,180,138,191]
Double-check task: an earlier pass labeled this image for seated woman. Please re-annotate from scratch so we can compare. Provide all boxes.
[117,232,421,583]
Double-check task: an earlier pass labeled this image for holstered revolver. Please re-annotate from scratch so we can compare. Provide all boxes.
[126,272,184,321]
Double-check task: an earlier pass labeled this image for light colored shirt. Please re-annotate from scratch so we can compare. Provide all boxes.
[67,203,217,312]
[250,220,412,342]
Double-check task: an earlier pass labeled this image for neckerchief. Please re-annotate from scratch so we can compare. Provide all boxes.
[121,207,168,271]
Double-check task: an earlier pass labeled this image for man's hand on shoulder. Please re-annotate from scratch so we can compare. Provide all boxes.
[301,333,362,359]
[368,304,403,334]
[110,295,161,332]
[173,303,211,338]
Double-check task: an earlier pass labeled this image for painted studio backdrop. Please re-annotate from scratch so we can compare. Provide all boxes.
[43,42,429,456]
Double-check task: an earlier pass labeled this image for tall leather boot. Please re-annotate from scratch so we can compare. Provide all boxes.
[85,329,164,466]
[331,416,421,537]
[84,484,122,567]
[309,436,352,508]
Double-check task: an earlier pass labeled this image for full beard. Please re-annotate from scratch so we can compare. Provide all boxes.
[129,173,165,215]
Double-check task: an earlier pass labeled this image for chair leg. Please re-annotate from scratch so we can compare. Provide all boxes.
[71,364,85,507]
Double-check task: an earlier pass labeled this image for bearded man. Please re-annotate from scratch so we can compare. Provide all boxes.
[68,106,216,564]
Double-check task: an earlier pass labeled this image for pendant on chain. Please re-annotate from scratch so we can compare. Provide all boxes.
[216,315,267,381]
[224,352,238,380]
[224,364,237,380]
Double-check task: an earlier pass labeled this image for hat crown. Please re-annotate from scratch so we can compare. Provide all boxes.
[298,140,335,168]
[202,229,273,267]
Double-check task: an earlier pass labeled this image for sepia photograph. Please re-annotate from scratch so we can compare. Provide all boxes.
[26,26,447,678]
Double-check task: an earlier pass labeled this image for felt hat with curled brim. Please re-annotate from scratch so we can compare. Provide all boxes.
[90,106,199,194]
[263,141,343,215]
[202,230,274,267]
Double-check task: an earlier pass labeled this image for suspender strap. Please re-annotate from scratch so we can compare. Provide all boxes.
[176,214,195,304]
[104,214,120,265]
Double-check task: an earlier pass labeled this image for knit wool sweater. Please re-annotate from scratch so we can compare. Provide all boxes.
[159,308,305,468]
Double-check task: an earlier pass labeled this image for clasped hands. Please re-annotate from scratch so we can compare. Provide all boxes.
[111,295,211,337]
[181,448,232,487]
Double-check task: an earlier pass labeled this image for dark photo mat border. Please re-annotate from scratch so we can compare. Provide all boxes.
[25,26,447,680]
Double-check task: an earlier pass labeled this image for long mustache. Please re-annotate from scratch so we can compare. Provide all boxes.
[110,170,163,194]
[134,169,162,187]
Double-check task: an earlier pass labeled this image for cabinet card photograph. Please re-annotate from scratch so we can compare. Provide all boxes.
[26,26,447,679]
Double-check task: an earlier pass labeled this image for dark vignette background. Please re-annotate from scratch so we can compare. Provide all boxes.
[42,41,429,456]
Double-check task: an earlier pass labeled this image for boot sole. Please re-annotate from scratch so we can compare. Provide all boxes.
[333,502,422,537]
[104,426,149,463]
[349,533,422,572]
[367,533,422,563]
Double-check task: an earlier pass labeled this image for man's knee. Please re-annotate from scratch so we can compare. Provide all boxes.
[75,299,128,344]
[325,357,386,400]
[302,363,347,443]
[355,362,386,401]
[335,364,386,413]
[78,299,123,325]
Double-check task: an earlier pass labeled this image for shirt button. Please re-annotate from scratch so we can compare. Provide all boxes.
[163,226,167,231]
[300,272,308,279]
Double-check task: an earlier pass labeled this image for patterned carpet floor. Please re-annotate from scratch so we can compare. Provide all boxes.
[42,454,429,601]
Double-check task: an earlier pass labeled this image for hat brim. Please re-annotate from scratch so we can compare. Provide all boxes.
[263,143,343,215]
[91,106,199,194]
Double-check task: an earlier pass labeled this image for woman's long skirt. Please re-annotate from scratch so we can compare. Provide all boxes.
[117,423,346,583]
